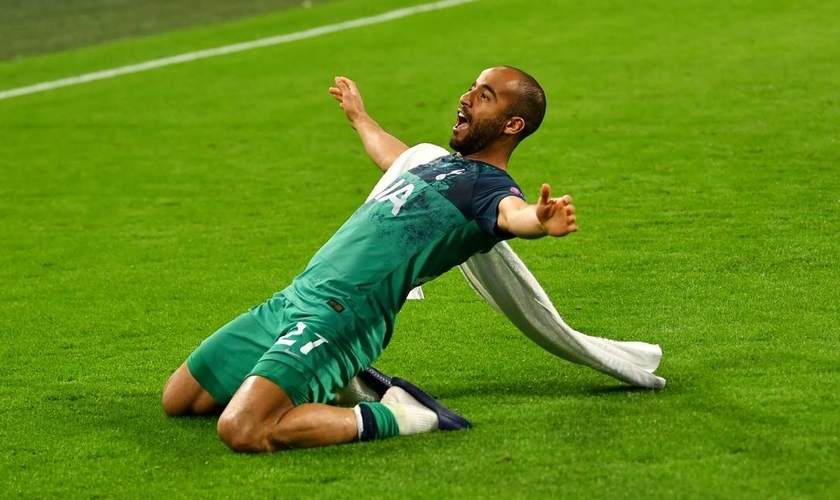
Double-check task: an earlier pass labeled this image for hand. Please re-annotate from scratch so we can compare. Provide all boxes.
[329,76,367,128]
[536,184,578,237]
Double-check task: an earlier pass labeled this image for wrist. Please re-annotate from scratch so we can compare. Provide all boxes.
[350,112,374,131]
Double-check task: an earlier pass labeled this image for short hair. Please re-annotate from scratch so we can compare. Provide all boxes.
[502,66,546,142]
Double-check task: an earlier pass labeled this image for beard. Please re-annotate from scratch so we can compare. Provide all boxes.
[449,114,508,156]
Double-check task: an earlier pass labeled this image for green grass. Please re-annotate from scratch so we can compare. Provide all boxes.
[0,0,335,61]
[1,0,838,498]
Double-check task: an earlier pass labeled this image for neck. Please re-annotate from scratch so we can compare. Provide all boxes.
[461,141,516,171]
[462,152,508,170]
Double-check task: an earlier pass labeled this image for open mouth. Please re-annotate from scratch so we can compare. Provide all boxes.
[453,109,470,132]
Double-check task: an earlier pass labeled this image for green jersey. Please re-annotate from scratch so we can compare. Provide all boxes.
[267,154,523,342]
[192,154,527,405]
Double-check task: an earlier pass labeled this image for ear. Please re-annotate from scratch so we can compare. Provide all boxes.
[503,116,525,136]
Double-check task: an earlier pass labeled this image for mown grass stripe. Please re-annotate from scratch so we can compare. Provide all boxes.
[0,0,474,101]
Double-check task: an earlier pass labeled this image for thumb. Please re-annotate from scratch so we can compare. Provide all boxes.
[539,183,551,205]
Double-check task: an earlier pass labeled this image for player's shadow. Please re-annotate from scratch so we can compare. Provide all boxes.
[432,377,659,400]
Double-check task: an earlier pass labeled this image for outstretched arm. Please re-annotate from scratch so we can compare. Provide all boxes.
[497,184,578,239]
[329,76,409,172]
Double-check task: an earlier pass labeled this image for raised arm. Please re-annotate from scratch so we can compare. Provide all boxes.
[497,184,578,239]
[329,76,409,172]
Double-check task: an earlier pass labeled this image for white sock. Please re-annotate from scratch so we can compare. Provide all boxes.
[334,376,381,405]
[380,387,439,436]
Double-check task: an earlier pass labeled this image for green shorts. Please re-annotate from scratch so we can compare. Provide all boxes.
[186,294,382,406]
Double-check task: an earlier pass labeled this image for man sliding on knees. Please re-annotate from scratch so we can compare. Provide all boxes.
[161,66,578,452]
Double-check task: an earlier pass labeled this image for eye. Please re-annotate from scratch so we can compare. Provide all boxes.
[481,92,490,101]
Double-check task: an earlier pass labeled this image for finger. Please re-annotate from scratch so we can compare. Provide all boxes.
[540,183,551,205]
[335,76,353,91]
[336,77,351,91]
[343,77,358,93]
[565,204,575,215]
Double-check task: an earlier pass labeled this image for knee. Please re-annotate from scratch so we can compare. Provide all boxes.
[161,383,185,417]
[217,412,270,453]
[161,370,192,417]
[161,363,221,417]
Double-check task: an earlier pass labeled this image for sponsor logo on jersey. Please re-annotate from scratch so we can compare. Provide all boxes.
[327,299,345,313]
[435,168,465,181]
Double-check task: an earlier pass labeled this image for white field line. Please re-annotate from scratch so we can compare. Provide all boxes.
[0,0,474,101]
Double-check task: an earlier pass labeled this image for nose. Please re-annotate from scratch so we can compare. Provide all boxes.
[459,91,471,108]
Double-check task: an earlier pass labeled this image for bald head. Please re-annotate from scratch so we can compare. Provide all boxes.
[449,66,548,159]
[496,66,546,142]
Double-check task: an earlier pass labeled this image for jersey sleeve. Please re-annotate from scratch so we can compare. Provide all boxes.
[471,169,526,239]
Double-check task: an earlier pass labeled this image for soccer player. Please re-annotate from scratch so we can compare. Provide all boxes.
[161,66,578,452]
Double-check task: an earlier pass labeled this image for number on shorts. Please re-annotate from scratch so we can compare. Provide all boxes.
[274,322,329,355]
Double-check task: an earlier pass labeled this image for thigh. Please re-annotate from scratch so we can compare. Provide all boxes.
[249,315,369,406]
[186,311,278,405]
[217,375,297,452]
[220,374,357,451]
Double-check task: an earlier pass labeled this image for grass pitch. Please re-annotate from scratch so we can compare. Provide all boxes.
[0,0,838,498]
[0,0,335,61]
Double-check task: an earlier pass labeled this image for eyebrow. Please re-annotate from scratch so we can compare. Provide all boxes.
[480,83,498,99]
[471,81,498,100]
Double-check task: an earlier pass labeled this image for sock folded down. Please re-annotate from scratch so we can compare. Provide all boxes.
[353,388,439,441]
[354,402,400,441]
